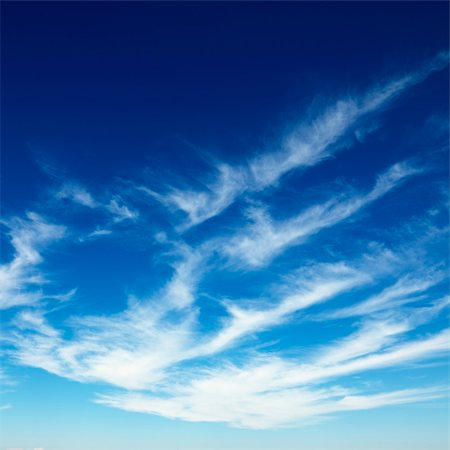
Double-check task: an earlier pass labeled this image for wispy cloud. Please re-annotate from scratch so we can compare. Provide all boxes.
[0,213,68,309]
[55,181,138,224]
[97,296,448,428]
[159,164,248,229]
[196,263,369,356]
[96,324,448,428]
[9,229,448,417]
[7,216,449,428]
[323,270,447,319]
[220,161,419,267]
[142,52,448,229]
[56,183,97,208]
[97,383,445,429]
[105,198,138,223]
[83,228,113,240]
[10,247,206,390]
[248,52,447,189]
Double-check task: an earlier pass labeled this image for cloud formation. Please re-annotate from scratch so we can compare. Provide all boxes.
[9,229,449,428]
[2,52,449,429]
[220,161,419,267]
[141,52,448,229]
[56,181,138,224]
[0,213,68,309]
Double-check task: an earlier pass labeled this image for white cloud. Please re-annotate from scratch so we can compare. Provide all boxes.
[97,384,445,429]
[8,224,449,428]
[96,324,448,428]
[312,302,449,369]
[143,52,448,228]
[92,316,450,428]
[10,233,448,396]
[323,270,446,319]
[0,213,66,309]
[106,198,139,223]
[164,164,248,229]
[221,161,419,267]
[248,51,447,189]
[56,182,97,208]
[11,247,206,390]
[55,181,138,224]
[195,263,369,356]
[85,228,113,239]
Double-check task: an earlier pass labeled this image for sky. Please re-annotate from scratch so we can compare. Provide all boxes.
[0,2,449,450]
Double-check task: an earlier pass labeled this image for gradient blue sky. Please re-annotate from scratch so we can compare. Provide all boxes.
[1,2,449,450]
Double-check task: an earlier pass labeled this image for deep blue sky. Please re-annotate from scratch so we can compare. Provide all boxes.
[3,2,448,212]
[1,3,449,450]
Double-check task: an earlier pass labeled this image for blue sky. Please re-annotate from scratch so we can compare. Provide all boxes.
[1,2,449,450]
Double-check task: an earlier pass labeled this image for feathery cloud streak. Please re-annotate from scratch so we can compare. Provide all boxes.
[56,181,138,223]
[9,231,448,395]
[0,213,68,309]
[220,161,419,267]
[96,327,448,428]
[145,52,448,228]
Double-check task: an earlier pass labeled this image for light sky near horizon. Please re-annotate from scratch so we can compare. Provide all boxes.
[1,2,449,450]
